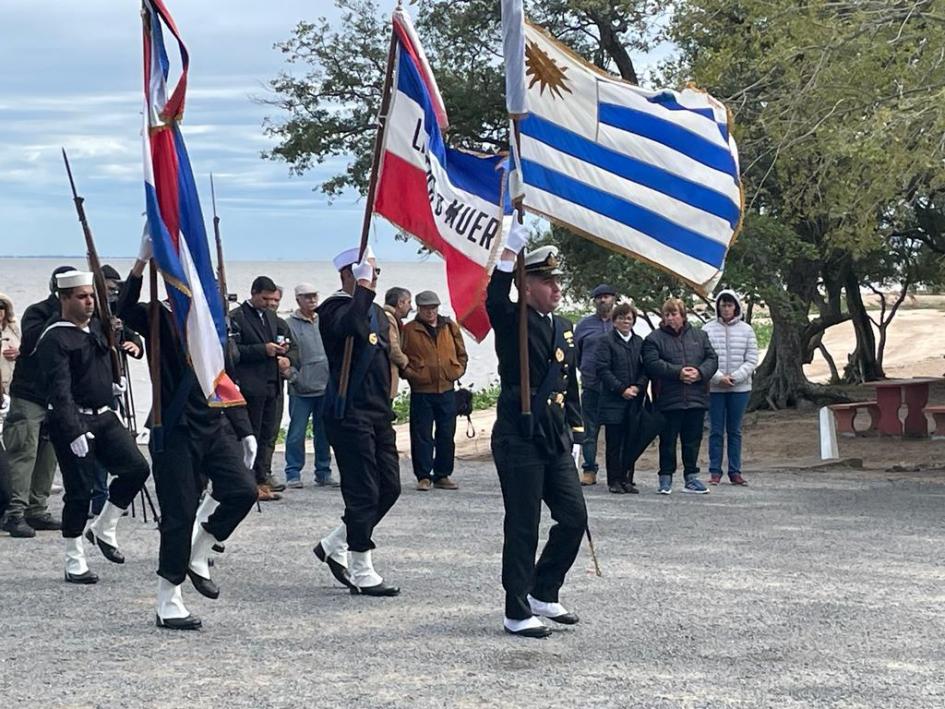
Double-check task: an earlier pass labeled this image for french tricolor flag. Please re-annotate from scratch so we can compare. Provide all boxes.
[141,0,243,407]
[375,7,511,342]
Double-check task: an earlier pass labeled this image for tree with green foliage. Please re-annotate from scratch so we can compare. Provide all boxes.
[262,0,945,411]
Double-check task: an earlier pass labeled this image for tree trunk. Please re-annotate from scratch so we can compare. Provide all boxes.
[843,268,884,383]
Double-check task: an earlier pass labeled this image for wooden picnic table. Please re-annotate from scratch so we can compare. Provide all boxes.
[862,377,945,437]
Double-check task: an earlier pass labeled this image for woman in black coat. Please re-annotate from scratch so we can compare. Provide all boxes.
[594,303,648,494]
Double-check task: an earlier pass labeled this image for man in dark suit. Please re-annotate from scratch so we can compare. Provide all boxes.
[229,276,289,501]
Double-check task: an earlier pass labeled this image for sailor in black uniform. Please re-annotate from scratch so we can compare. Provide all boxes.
[486,224,588,638]
[36,270,150,584]
[117,239,258,630]
[312,246,401,597]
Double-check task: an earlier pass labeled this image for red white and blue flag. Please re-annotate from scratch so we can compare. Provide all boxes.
[374,7,511,342]
[141,0,243,406]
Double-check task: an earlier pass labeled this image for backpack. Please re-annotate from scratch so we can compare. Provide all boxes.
[455,382,476,438]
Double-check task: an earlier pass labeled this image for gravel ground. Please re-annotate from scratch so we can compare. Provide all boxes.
[1,455,944,708]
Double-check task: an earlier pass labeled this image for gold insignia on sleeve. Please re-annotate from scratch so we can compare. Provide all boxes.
[368,333,379,345]
[555,347,564,362]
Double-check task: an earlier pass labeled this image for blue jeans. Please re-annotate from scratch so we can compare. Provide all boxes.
[285,394,332,483]
[580,388,601,473]
[708,391,750,477]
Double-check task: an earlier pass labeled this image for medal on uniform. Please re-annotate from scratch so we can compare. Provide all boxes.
[555,347,564,362]
[369,333,378,345]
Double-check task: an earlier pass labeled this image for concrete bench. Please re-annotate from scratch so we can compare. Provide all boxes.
[828,401,880,437]
[923,405,945,439]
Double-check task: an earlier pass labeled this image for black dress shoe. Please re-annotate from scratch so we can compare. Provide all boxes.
[26,514,62,531]
[608,485,627,494]
[623,482,639,494]
[85,529,125,564]
[211,542,226,554]
[314,543,354,589]
[3,517,36,538]
[544,611,580,625]
[155,614,202,630]
[504,625,552,638]
[64,569,99,585]
[187,569,220,599]
[350,582,400,597]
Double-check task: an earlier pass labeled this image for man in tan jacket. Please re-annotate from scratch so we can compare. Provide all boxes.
[382,287,412,399]
[401,291,468,491]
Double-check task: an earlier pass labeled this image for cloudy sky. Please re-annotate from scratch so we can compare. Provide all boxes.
[0,0,414,261]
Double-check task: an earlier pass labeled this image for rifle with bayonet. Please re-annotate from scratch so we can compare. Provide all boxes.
[61,148,124,386]
[210,173,231,311]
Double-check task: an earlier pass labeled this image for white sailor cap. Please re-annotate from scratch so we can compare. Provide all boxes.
[332,244,374,272]
[523,245,563,276]
[55,270,95,289]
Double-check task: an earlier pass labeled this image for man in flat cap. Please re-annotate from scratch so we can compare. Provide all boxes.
[401,290,468,491]
[312,245,401,596]
[486,226,588,638]
[36,270,151,585]
[284,283,335,488]
[573,283,618,486]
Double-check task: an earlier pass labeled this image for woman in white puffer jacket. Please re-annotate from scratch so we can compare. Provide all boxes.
[703,290,758,485]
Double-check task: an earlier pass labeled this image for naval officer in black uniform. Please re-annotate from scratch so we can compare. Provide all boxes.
[312,245,401,597]
[36,270,151,584]
[117,237,259,630]
[486,223,588,638]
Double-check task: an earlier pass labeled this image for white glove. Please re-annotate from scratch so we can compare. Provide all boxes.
[352,245,375,283]
[505,219,529,255]
[112,376,127,396]
[571,443,581,468]
[241,435,258,470]
[137,225,153,262]
[70,432,95,458]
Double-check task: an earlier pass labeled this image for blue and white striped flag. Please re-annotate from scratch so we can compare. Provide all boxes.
[507,22,743,293]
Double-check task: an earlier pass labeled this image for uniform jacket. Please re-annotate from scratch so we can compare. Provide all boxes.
[703,290,758,394]
[486,268,583,453]
[229,300,283,398]
[317,287,393,423]
[118,274,252,440]
[401,315,468,395]
[8,293,59,406]
[285,310,329,397]
[594,329,649,425]
[36,318,115,443]
[642,321,718,411]
[383,304,409,399]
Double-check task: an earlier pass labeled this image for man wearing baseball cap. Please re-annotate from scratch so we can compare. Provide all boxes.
[573,283,618,485]
[283,283,335,488]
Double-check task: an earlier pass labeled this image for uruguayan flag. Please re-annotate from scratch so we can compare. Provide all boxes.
[510,22,742,293]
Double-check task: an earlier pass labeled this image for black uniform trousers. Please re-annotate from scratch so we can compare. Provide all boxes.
[658,408,706,477]
[604,420,638,487]
[150,421,257,585]
[48,411,150,538]
[244,387,280,484]
[325,414,401,553]
[491,433,588,620]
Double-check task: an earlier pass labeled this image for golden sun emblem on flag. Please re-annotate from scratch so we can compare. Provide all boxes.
[525,40,573,100]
